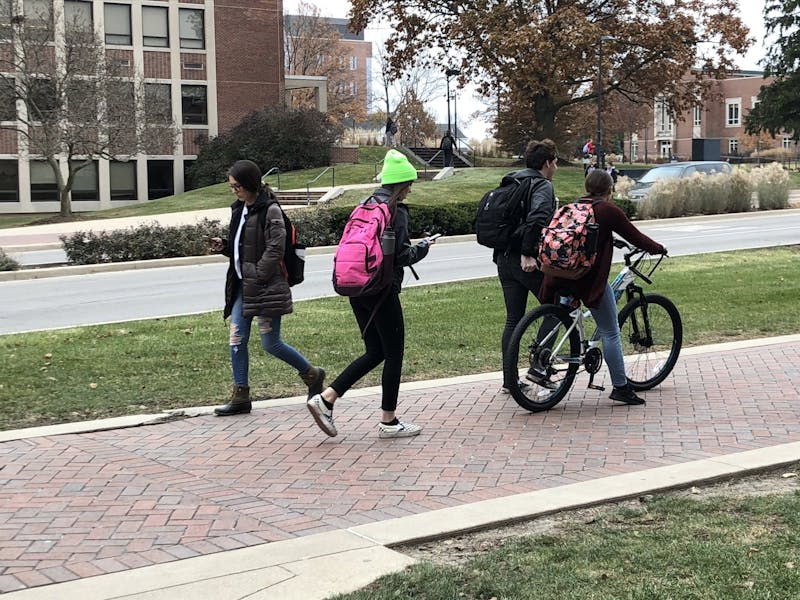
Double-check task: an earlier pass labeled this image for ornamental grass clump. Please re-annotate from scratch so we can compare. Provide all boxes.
[0,248,21,271]
[636,169,752,219]
[750,162,790,210]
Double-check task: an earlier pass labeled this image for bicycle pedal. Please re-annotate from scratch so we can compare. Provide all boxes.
[588,384,606,391]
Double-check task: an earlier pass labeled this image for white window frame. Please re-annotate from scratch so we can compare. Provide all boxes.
[693,105,701,127]
[729,138,739,155]
[783,136,793,150]
[179,8,205,49]
[726,98,741,127]
[64,0,93,32]
[659,140,672,158]
[350,56,357,70]
[104,3,132,46]
[142,5,169,47]
[655,97,673,135]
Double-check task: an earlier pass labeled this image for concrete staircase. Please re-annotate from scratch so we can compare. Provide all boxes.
[408,147,473,168]
[274,190,327,205]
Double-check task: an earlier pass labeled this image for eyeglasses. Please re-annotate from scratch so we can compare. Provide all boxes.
[229,182,243,191]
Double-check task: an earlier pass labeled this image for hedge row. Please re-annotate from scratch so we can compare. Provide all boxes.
[58,198,636,266]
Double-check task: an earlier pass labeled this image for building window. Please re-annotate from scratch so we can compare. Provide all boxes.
[726,98,741,127]
[0,83,16,121]
[110,161,136,201]
[30,161,58,202]
[64,1,92,32]
[655,97,673,135]
[729,138,739,155]
[29,79,58,121]
[145,83,172,120]
[350,56,357,70]
[179,8,204,49]
[693,105,701,127]
[142,5,168,47]
[24,0,53,40]
[630,135,638,162]
[104,3,131,45]
[0,160,18,202]
[659,140,672,158]
[181,85,207,125]
[783,136,793,150]
[0,0,11,40]
[147,160,174,200]
[70,161,98,201]
[350,81,357,96]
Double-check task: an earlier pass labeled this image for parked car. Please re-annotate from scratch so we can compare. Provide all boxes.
[627,161,733,201]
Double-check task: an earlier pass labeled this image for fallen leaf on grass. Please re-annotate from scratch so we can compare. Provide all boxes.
[781,472,797,478]
[89,382,98,389]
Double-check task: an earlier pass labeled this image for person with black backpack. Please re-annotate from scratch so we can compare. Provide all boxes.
[492,139,560,393]
[209,160,325,416]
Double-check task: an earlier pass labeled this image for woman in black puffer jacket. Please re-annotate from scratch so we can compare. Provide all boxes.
[209,160,324,415]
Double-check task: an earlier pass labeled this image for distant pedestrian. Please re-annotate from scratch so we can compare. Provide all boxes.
[209,160,325,415]
[385,117,397,146]
[440,129,456,167]
[582,138,595,156]
[307,150,437,439]
[606,161,619,187]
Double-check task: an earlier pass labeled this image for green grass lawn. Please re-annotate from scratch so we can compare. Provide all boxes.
[335,489,800,599]
[1,246,798,431]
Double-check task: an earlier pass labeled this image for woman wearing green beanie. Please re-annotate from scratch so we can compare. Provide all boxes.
[307,149,438,439]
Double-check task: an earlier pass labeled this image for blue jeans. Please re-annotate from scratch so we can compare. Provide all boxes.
[588,282,627,389]
[229,290,310,386]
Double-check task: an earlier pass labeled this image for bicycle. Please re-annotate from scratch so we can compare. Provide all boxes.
[503,238,683,412]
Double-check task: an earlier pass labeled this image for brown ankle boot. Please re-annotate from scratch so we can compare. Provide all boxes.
[300,366,325,399]
[214,385,251,416]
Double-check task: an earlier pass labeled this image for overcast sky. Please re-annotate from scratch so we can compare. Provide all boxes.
[282,0,770,138]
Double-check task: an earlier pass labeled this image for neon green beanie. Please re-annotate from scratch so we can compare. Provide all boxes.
[380,149,418,185]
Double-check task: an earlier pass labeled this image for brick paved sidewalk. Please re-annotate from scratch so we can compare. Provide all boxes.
[1,339,799,594]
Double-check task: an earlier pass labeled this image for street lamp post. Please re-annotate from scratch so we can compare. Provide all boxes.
[445,67,460,138]
[596,35,615,170]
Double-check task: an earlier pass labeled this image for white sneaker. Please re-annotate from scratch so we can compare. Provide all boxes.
[307,394,337,437]
[378,421,422,439]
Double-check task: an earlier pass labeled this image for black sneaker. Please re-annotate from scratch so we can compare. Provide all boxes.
[609,386,646,405]
[525,368,558,390]
[501,380,532,394]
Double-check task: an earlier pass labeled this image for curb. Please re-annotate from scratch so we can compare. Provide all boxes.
[0,235,475,281]
[3,333,798,443]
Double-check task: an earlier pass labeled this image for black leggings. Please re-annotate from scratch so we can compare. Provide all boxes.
[330,292,405,412]
[497,252,544,387]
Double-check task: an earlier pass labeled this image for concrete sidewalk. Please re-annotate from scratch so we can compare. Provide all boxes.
[1,335,799,598]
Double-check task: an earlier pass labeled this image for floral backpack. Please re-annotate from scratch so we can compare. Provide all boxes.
[537,199,601,280]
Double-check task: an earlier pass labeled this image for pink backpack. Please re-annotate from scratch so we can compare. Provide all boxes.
[332,197,395,297]
[537,199,600,280]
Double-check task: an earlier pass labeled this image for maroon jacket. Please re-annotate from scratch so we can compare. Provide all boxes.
[539,199,666,308]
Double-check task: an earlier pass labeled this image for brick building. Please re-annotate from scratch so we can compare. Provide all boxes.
[626,70,798,163]
[0,0,285,214]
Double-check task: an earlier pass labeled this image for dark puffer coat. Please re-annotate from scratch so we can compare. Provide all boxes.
[222,190,292,319]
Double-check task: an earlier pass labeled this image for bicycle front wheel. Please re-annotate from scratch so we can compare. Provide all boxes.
[503,304,581,412]
[618,293,682,390]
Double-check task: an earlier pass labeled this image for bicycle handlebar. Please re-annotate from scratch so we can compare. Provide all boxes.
[613,237,666,285]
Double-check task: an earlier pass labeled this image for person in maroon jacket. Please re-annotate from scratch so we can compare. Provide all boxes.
[537,170,667,405]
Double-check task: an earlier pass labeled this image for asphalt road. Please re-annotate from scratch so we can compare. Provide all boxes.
[2,210,799,335]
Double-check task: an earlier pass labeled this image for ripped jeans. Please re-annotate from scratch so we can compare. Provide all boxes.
[229,290,310,387]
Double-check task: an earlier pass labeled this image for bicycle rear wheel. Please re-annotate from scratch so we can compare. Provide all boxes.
[618,293,682,390]
[503,304,581,412]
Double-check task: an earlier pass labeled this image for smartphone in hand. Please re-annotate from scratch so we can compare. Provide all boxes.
[426,233,442,243]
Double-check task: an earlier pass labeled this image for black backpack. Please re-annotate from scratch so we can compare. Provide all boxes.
[474,174,537,250]
[263,196,305,287]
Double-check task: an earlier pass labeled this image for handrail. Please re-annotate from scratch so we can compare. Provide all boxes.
[427,149,443,166]
[305,166,335,204]
[261,167,281,190]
